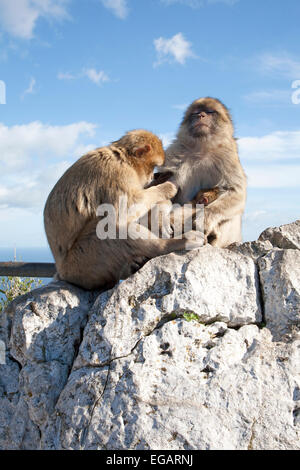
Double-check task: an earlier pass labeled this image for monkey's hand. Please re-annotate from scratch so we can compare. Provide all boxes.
[157,181,178,200]
[148,200,174,238]
[204,207,219,239]
[193,188,220,206]
[149,171,174,186]
[182,230,205,251]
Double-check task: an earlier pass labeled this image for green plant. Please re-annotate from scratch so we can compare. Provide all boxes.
[183,311,200,323]
[0,276,42,313]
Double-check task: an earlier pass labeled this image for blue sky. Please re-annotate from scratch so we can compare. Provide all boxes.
[0,0,299,248]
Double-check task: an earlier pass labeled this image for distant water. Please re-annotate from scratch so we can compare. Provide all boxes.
[0,247,54,264]
[0,246,54,302]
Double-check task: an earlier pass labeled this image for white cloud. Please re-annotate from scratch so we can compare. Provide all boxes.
[0,0,70,39]
[100,0,128,19]
[256,53,300,79]
[0,121,97,211]
[0,161,70,210]
[58,68,110,86]
[243,89,292,105]
[238,129,300,189]
[154,33,195,66]
[21,77,36,99]
[83,68,110,86]
[244,164,300,189]
[57,71,77,80]
[238,130,300,162]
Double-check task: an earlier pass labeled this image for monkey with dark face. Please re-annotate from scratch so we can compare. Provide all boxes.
[156,97,247,247]
[44,130,202,290]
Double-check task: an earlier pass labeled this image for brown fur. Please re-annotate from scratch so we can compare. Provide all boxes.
[192,187,221,206]
[44,130,201,290]
[158,97,247,247]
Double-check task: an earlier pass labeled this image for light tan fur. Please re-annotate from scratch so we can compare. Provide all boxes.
[159,97,247,247]
[44,130,201,290]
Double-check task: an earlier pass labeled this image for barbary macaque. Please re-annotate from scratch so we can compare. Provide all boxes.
[44,130,202,290]
[192,187,222,207]
[156,97,247,247]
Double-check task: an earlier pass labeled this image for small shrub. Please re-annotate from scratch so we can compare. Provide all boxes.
[183,311,200,322]
[0,276,42,313]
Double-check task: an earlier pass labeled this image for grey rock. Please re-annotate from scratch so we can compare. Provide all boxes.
[73,246,262,370]
[259,220,300,250]
[43,320,300,450]
[259,250,300,340]
[9,280,97,366]
[228,240,274,261]
[1,221,300,450]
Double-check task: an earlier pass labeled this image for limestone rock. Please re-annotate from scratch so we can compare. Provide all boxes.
[259,250,300,340]
[74,246,262,370]
[43,321,300,450]
[259,220,300,250]
[0,281,96,449]
[228,240,274,261]
[1,221,300,450]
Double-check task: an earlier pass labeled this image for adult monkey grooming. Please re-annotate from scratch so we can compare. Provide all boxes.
[44,130,201,290]
[156,97,247,247]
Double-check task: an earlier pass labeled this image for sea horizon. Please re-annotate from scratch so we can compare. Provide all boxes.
[0,247,55,302]
[0,246,54,263]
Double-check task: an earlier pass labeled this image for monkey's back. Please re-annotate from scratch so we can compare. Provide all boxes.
[44,146,138,261]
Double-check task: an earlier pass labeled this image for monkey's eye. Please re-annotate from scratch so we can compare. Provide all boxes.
[191,110,216,116]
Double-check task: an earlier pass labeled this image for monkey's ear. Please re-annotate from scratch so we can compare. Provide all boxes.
[135,144,151,157]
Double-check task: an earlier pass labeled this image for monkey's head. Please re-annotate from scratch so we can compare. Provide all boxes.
[181,97,234,140]
[114,130,165,186]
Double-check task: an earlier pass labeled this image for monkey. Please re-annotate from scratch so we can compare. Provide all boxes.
[44,130,202,290]
[151,174,221,206]
[145,186,222,237]
[192,187,222,206]
[154,97,247,247]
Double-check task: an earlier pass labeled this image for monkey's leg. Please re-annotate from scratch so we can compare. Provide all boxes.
[58,219,203,290]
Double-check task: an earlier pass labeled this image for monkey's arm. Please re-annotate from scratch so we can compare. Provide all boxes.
[126,181,178,225]
[204,185,246,232]
[147,171,175,187]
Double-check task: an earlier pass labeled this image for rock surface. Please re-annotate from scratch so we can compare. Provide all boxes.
[259,219,300,250]
[0,221,299,450]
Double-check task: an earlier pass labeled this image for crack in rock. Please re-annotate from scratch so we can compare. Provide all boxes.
[1,221,299,450]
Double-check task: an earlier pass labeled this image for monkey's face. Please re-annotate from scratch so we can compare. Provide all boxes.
[134,137,165,187]
[114,130,165,186]
[188,108,216,137]
[144,151,165,186]
[183,97,234,139]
